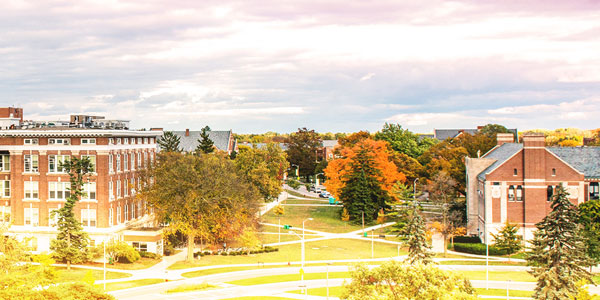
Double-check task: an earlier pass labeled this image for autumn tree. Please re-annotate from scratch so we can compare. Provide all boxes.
[340,261,476,300]
[196,126,215,154]
[158,131,181,152]
[142,152,261,262]
[418,141,468,194]
[427,172,458,257]
[286,127,322,180]
[374,123,437,159]
[491,222,523,261]
[324,139,405,200]
[50,156,93,269]
[527,186,594,299]
[235,143,289,201]
[336,141,402,223]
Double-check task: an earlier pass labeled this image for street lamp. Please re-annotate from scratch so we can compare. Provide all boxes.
[291,164,299,178]
[326,262,332,300]
[289,229,309,296]
[315,173,324,187]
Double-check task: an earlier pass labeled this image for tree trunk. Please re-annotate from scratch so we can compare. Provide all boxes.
[187,232,195,262]
[67,260,71,270]
[443,234,448,257]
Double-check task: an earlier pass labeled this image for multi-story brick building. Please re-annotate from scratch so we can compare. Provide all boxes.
[466,133,600,244]
[0,110,164,254]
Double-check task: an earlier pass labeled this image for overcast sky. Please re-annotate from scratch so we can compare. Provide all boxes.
[2,0,600,133]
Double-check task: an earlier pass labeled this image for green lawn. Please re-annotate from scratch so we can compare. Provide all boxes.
[169,238,406,270]
[55,267,131,283]
[165,283,218,293]
[259,232,318,244]
[221,297,296,300]
[438,260,527,266]
[461,270,535,282]
[285,189,320,199]
[226,271,350,286]
[261,204,362,233]
[475,288,533,297]
[94,278,165,292]
[289,286,345,297]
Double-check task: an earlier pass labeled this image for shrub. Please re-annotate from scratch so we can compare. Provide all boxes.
[453,236,482,244]
[139,251,161,260]
[163,243,176,256]
[106,241,140,263]
[452,243,507,256]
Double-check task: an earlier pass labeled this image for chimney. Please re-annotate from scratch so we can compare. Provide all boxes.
[496,133,514,146]
[185,129,190,137]
[150,128,163,131]
[522,133,545,148]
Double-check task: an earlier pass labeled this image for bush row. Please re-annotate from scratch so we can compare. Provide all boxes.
[452,242,508,256]
[138,251,161,260]
[193,246,279,258]
[452,236,482,244]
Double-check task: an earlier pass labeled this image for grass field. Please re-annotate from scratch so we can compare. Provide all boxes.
[259,232,321,244]
[284,199,329,205]
[285,189,320,199]
[83,257,161,270]
[438,260,527,266]
[460,270,535,282]
[289,286,345,297]
[226,271,350,285]
[261,204,362,233]
[221,297,295,300]
[165,283,217,293]
[94,278,164,292]
[55,267,131,283]
[168,238,407,270]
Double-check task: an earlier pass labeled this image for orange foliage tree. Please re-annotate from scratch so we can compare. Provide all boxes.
[324,139,406,200]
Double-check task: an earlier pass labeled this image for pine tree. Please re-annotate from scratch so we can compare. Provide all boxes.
[196,126,214,154]
[158,131,181,152]
[404,203,434,264]
[50,156,93,270]
[527,185,594,299]
[492,222,522,261]
[339,144,391,224]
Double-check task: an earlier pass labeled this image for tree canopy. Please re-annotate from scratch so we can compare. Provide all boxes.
[285,127,322,179]
[235,143,289,201]
[374,123,437,159]
[158,131,181,152]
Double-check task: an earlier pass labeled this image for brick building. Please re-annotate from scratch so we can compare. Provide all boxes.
[466,133,600,244]
[0,110,164,254]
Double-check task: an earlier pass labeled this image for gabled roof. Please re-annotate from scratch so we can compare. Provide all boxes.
[548,147,600,179]
[477,143,523,181]
[171,130,232,152]
[237,142,288,151]
[322,140,338,148]
[435,129,478,141]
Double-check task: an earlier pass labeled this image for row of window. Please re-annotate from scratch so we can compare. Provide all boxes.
[108,137,155,145]
[108,201,148,226]
[108,152,152,173]
[15,181,96,200]
[23,154,96,173]
[108,177,141,200]
[23,207,96,227]
[21,137,155,146]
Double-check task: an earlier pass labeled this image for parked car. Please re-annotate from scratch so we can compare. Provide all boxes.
[319,191,331,198]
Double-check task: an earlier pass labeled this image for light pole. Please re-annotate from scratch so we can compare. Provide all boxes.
[326,262,332,300]
[371,229,374,259]
[485,220,489,290]
[291,164,299,179]
[103,239,106,291]
[413,178,419,203]
[361,211,365,236]
[289,229,309,296]
[315,173,323,187]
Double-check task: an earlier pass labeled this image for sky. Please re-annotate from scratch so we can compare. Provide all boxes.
[2,0,600,134]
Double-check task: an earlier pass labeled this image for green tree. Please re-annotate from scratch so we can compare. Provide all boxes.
[235,143,289,201]
[286,127,322,181]
[142,152,261,262]
[578,200,600,266]
[104,240,140,264]
[427,172,457,257]
[339,143,391,224]
[479,124,512,138]
[491,222,522,261]
[196,126,215,154]
[158,131,181,152]
[340,261,476,300]
[50,157,93,270]
[527,185,594,300]
[375,123,437,158]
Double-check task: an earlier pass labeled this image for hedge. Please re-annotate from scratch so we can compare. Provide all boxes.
[453,236,481,244]
[452,243,507,256]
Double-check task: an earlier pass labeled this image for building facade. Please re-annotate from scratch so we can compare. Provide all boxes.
[0,112,164,254]
[466,133,600,244]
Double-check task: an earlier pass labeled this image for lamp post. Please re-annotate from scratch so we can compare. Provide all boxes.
[289,229,310,296]
[103,238,106,291]
[413,178,419,203]
[326,262,332,300]
[361,211,365,236]
[315,173,323,187]
[371,229,374,259]
[291,164,299,178]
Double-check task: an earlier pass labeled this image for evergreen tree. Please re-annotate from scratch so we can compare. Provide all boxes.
[492,222,522,261]
[158,131,181,152]
[196,126,215,154]
[50,157,93,270]
[339,144,390,223]
[578,200,600,267]
[527,185,594,299]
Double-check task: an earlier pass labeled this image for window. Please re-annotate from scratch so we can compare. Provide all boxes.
[82,182,96,200]
[131,202,135,219]
[116,206,121,224]
[24,138,39,145]
[144,138,148,144]
[0,180,9,198]
[116,138,121,145]
[109,138,114,145]
[124,204,128,221]
[0,206,10,223]
[48,182,70,200]
[552,168,556,176]
[109,154,114,173]
[81,208,96,227]
[591,182,600,200]
[130,153,135,171]
[508,185,515,201]
[24,207,39,226]
[48,138,70,145]
[109,208,113,226]
[117,180,122,198]
[150,152,154,164]
[124,178,129,197]
[513,168,518,176]
[137,138,142,144]
[144,152,148,166]
[547,185,554,201]
[24,154,39,172]
[131,178,135,195]
[516,185,523,202]
[137,201,142,217]
[0,154,10,171]
[124,138,129,145]
[81,138,96,145]
[132,242,148,252]
[109,181,114,200]
[116,154,121,171]
[81,155,96,171]
[24,181,39,199]
[137,152,141,168]
[48,155,70,173]
[124,153,128,171]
